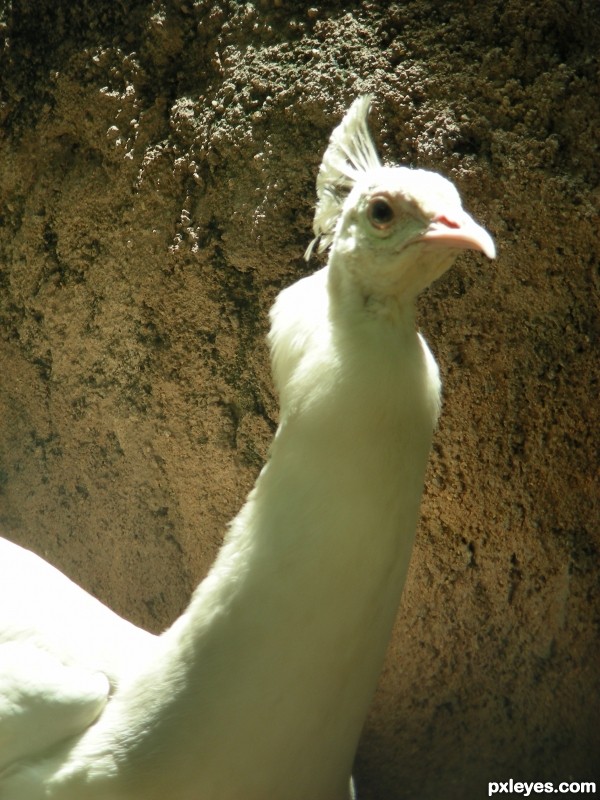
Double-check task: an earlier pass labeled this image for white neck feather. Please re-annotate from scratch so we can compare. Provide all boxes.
[52,264,440,800]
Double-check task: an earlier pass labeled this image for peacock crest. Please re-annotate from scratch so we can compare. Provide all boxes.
[305,95,382,260]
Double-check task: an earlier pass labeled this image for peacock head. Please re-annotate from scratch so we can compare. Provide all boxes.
[333,163,495,303]
[307,96,495,307]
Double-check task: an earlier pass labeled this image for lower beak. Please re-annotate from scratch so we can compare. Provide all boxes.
[421,213,496,259]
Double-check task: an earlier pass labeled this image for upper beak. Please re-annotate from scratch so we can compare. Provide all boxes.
[421,212,496,259]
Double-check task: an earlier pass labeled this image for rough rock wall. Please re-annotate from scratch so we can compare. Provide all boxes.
[0,1,598,797]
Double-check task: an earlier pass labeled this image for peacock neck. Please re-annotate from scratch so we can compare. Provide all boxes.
[137,301,439,798]
[66,290,439,800]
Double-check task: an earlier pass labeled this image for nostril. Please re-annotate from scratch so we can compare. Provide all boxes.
[433,215,460,229]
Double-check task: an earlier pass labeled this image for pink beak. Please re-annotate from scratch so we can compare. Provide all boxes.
[421,213,496,259]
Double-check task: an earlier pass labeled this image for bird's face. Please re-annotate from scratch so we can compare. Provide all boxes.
[332,166,495,306]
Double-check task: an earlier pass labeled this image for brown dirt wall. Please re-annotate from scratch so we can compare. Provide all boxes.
[0,1,598,797]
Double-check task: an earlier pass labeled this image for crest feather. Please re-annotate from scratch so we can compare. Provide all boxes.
[305,96,382,260]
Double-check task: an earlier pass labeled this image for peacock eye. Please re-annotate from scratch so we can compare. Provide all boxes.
[367,195,395,230]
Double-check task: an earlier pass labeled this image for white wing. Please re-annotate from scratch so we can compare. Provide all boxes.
[0,642,109,771]
[0,537,158,771]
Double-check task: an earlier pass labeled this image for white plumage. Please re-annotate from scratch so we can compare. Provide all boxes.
[0,96,494,800]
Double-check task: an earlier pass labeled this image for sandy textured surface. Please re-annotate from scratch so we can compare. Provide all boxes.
[1,2,598,797]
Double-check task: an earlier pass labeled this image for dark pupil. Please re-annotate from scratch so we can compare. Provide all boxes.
[371,198,393,225]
